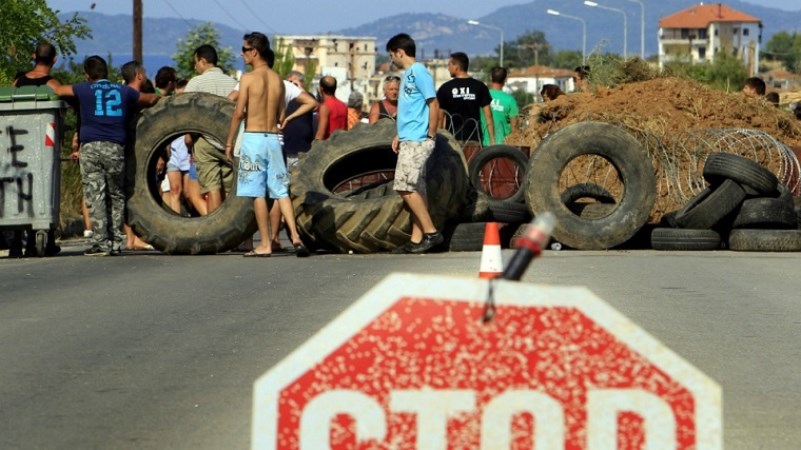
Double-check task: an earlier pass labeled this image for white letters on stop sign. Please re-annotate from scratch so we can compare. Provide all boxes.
[298,388,675,449]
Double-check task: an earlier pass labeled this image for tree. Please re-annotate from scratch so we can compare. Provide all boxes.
[505,31,552,69]
[172,22,235,79]
[0,0,90,84]
[663,53,748,92]
[763,31,801,72]
[272,38,295,79]
[551,50,584,70]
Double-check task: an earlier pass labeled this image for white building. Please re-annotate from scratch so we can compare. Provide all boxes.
[658,3,762,75]
[506,65,576,96]
[274,34,377,104]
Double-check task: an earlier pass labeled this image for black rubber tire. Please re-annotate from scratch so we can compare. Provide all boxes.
[732,197,798,229]
[127,93,257,254]
[673,179,746,229]
[291,119,471,253]
[487,199,532,223]
[560,183,616,204]
[566,203,617,220]
[458,191,494,223]
[445,222,486,252]
[650,228,722,250]
[524,121,656,250]
[703,152,779,195]
[468,145,528,203]
[728,229,801,252]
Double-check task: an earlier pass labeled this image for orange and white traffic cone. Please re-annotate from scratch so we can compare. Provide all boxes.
[479,222,503,279]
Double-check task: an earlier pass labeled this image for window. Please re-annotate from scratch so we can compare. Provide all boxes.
[698,47,706,59]
[743,28,750,36]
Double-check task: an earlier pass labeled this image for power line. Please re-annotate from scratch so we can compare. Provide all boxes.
[161,0,194,28]
[210,0,250,31]
[237,0,277,34]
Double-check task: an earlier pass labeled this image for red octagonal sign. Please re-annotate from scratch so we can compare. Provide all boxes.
[253,273,721,449]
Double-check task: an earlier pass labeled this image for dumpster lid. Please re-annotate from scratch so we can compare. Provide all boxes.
[0,86,60,102]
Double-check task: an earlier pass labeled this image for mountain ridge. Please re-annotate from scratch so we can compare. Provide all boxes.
[61,1,801,63]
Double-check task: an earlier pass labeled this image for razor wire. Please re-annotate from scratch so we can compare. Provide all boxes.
[531,116,801,218]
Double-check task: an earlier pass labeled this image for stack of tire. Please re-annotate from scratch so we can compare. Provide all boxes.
[652,152,801,251]
[446,145,532,251]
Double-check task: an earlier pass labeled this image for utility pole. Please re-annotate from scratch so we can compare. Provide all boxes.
[133,0,143,62]
[518,43,550,67]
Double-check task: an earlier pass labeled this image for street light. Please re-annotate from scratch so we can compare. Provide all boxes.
[467,20,504,67]
[546,9,586,63]
[620,0,645,59]
[584,1,627,58]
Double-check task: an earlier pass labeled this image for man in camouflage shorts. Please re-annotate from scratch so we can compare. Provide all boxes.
[387,33,444,253]
[52,56,158,255]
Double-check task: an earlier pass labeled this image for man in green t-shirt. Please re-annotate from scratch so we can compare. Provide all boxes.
[481,66,519,146]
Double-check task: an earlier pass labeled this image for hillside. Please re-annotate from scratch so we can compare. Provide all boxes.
[62,0,801,61]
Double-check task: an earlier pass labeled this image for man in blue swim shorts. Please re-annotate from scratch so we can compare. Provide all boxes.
[225,32,309,257]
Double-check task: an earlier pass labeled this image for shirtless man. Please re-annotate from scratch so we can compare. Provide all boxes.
[225,32,308,257]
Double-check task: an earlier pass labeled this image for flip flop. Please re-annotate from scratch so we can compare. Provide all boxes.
[126,244,155,251]
[293,243,310,257]
[244,250,272,257]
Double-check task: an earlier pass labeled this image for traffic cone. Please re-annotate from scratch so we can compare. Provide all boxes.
[479,222,503,279]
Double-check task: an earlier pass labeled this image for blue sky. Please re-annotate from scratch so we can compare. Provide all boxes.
[47,0,800,34]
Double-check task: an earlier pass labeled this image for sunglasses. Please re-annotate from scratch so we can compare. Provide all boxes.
[242,46,254,54]
[385,75,400,82]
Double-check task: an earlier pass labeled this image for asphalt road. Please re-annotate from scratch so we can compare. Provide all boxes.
[1,241,800,449]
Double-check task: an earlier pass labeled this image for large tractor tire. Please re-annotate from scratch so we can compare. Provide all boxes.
[291,120,471,253]
[127,93,257,254]
[525,121,656,250]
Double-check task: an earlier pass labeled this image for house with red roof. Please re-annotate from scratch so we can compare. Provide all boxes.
[658,3,762,75]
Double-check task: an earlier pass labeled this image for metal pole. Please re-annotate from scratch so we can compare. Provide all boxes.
[585,1,627,59]
[547,10,586,63]
[468,20,504,67]
[621,0,645,59]
[133,0,143,63]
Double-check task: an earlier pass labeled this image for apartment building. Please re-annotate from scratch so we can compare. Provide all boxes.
[658,3,762,75]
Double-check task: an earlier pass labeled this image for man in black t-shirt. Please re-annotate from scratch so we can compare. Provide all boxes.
[436,52,494,143]
[7,42,61,257]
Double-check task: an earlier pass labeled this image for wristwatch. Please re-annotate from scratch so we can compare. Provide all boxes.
[427,134,435,140]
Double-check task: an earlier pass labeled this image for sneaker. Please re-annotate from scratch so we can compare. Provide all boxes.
[83,229,94,238]
[410,231,444,254]
[84,245,109,256]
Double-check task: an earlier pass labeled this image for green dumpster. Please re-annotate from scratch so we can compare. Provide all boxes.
[0,86,65,255]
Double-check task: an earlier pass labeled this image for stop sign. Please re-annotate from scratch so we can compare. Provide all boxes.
[253,273,721,449]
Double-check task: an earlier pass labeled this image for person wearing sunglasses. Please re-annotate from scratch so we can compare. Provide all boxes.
[225,32,309,258]
[368,75,400,124]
